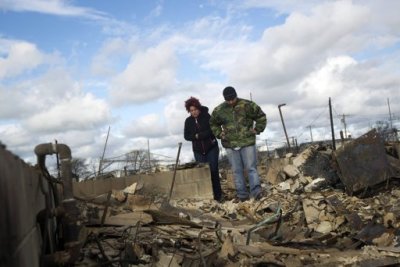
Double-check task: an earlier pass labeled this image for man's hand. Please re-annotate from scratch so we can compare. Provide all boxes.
[250,128,257,135]
[195,133,199,139]
[220,131,226,139]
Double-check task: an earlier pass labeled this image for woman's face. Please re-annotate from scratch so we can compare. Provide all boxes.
[189,106,200,118]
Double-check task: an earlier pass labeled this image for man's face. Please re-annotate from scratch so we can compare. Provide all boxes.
[226,98,237,106]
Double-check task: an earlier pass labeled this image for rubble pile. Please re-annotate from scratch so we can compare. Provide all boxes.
[74,132,400,266]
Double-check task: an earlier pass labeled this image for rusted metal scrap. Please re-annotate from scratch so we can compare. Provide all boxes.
[246,204,282,245]
[325,194,363,231]
[334,129,391,194]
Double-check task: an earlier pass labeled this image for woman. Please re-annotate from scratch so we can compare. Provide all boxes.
[184,97,222,201]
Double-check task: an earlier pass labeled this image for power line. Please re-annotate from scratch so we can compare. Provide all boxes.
[283,98,399,146]
[295,106,328,140]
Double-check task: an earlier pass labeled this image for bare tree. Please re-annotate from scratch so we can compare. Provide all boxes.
[375,120,398,142]
[70,158,90,181]
[125,150,151,173]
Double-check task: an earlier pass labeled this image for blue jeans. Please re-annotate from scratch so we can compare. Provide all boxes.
[194,145,222,200]
[226,145,261,199]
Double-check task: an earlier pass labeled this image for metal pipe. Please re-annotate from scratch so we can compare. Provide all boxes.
[35,143,73,199]
[168,142,182,203]
[55,139,61,179]
[278,104,291,149]
[246,205,281,245]
[34,143,82,264]
[100,191,112,227]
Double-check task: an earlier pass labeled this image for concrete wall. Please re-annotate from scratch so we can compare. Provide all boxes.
[0,143,214,267]
[73,166,214,199]
[0,145,45,267]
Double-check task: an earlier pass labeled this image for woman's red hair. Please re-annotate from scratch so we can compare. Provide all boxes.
[184,97,201,112]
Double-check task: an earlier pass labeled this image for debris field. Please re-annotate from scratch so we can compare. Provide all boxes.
[74,130,400,266]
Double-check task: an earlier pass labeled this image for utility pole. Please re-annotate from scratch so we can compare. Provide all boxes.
[264,139,269,158]
[387,98,393,129]
[98,126,111,176]
[329,98,336,150]
[291,136,298,152]
[340,114,349,138]
[278,103,291,149]
[147,139,151,172]
[307,125,314,142]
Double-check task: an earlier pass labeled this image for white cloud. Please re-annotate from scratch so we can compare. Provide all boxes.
[0,67,84,119]
[0,0,107,19]
[110,43,178,105]
[123,113,166,138]
[0,85,29,119]
[296,56,357,105]
[239,0,330,13]
[229,2,369,94]
[146,3,163,20]
[91,37,139,76]
[1,0,400,165]
[50,129,110,159]
[0,123,115,164]
[0,39,44,79]
[164,99,187,136]
[279,54,400,142]
[0,123,31,147]
[23,93,111,133]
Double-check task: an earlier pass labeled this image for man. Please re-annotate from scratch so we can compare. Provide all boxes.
[210,86,267,201]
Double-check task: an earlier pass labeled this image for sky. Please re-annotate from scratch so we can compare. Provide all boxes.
[1,0,400,168]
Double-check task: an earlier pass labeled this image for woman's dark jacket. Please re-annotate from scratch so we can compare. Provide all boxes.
[184,106,218,155]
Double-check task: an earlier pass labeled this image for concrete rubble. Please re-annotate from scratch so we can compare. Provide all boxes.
[69,131,400,267]
[2,130,400,267]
